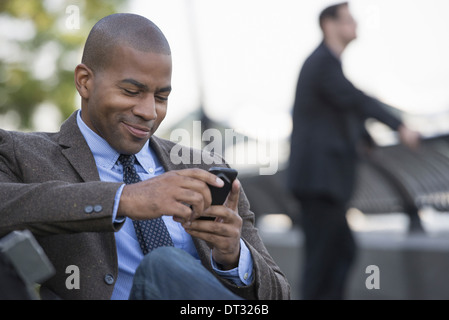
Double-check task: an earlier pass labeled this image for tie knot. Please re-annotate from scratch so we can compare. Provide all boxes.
[118,154,136,167]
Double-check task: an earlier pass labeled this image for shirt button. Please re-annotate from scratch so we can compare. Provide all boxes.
[148,168,154,174]
[243,273,248,280]
[84,205,94,214]
[104,274,114,285]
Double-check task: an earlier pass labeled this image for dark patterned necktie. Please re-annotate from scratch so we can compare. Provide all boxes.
[118,154,174,255]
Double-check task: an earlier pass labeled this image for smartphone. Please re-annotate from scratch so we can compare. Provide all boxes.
[197,167,238,220]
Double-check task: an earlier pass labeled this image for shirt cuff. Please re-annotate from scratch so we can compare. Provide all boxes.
[210,238,254,286]
[112,184,126,225]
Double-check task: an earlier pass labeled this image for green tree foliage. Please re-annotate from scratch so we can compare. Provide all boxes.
[0,0,127,130]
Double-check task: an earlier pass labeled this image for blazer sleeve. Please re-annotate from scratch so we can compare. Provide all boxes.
[317,59,403,130]
[0,129,124,237]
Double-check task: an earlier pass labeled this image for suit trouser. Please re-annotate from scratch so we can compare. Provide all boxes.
[299,196,357,300]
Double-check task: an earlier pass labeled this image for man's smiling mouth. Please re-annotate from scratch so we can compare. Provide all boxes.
[122,121,151,139]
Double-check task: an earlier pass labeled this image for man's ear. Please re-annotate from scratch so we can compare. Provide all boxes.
[74,64,94,99]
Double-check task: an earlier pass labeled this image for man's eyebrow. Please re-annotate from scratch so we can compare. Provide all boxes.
[119,78,149,91]
[158,86,172,93]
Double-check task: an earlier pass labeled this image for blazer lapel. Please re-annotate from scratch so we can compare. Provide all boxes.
[57,111,101,182]
[150,135,186,172]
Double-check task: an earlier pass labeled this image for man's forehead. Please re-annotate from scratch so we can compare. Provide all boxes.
[112,43,171,59]
[103,44,172,72]
[337,5,351,17]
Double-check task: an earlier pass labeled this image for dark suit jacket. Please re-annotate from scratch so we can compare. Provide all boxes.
[288,42,402,202]
[0,111,290,300]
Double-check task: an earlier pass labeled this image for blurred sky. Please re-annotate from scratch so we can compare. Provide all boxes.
[124,0,449,139]
[2,0,449,138]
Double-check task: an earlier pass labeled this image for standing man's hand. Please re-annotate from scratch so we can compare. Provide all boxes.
[183,179,242,270]
[398,125,421,150]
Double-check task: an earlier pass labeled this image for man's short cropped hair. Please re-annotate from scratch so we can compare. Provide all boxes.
[319,2,349,30]
[81,13,171,73]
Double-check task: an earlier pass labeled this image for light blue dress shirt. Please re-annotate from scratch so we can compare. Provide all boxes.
[75,111,253,300]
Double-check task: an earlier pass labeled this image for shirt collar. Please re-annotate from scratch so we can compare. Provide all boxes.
[76,110,154,173]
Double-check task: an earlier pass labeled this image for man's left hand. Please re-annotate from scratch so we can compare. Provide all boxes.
[182,179,242,270]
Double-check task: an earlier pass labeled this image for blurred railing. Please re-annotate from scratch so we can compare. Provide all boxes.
[240,134,449,233]
[351,134,449,232]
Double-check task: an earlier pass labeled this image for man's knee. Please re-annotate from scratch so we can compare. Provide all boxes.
[134,246,203,289]
[139,246,195,275]
[131,246,242,300]
[140,246,175,268]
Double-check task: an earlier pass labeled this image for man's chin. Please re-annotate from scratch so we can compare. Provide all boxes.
[113,139,150,155]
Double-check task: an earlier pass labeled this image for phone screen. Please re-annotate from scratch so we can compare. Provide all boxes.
[197,167,238,220]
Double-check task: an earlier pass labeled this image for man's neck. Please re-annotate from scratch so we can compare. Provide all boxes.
[323,37,347,59]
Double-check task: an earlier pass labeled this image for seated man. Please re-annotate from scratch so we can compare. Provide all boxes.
[0,13,290,300]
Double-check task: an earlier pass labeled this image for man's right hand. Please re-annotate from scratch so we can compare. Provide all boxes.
[117,168,224,222]
[398,124,421,151]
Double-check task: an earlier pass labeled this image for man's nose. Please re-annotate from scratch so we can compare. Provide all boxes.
[134,94,157,120]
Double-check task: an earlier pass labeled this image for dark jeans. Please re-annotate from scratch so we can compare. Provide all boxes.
[129,246,243,300]
[299,196,357,300]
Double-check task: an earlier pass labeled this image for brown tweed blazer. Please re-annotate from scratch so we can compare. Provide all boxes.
[0,111,290,300]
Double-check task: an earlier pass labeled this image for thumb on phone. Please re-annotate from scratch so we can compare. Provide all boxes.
[224,179,240,211]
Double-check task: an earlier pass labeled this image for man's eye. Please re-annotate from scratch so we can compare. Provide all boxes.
[156,95,168,102]
[124,89,139,95]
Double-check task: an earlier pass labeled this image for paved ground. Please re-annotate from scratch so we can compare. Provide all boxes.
[258,211,449,300]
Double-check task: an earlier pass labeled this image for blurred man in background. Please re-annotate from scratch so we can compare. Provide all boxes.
[288,2,420,299]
